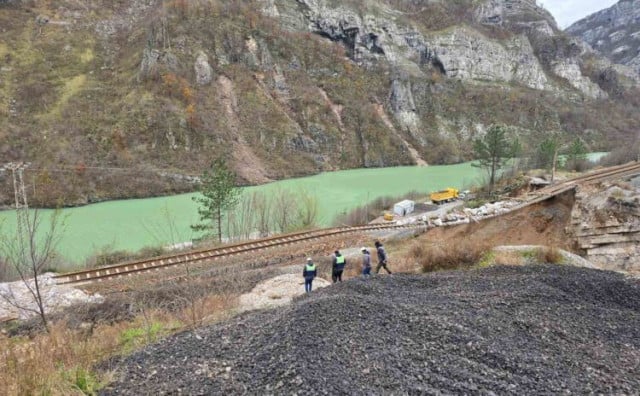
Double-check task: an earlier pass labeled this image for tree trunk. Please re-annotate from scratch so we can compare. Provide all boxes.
[32,271,49,333]
[552,148,558,183]
[217,206,222,243]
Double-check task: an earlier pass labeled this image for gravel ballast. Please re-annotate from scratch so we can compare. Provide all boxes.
[101,265,640,395]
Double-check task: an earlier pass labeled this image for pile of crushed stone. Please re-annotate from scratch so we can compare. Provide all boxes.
[101,265,640,395]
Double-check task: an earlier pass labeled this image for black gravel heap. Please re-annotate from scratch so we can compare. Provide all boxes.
[101,265,640,395]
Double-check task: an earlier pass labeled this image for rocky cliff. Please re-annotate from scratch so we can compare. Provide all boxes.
[567,0,640,76]
[569,182,640,272]
[1,0,639,207]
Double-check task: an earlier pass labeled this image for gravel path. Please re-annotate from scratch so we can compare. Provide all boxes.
[101,265,640,395]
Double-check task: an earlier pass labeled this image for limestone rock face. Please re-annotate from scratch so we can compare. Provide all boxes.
[552,60,607,99]
[474,0,558,30]
[569,184,640,273]
[274,0,617,98]
[567,0,640,75]
[138,48,179,81]
[425,27,551,90]
[194,51,213,86]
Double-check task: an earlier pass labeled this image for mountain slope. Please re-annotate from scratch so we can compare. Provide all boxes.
[566,0,640,76]
[0,0,639,207]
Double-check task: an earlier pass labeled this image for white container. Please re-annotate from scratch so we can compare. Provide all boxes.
[393,200,415,216]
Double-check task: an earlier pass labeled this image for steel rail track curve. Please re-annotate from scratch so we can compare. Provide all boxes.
[54,161,640,285]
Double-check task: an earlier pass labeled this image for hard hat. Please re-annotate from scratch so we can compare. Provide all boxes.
[361,247,367,252]
[307,257,312,261]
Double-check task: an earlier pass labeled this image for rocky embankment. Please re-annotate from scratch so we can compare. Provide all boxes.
[101,265,640,395]
[570,184,640,273]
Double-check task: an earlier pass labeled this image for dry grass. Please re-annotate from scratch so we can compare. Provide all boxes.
[0,286,239,395]
[535,246,564,265]
[0,320,125,395]
[412,240,491,273]
[491,250,527,266]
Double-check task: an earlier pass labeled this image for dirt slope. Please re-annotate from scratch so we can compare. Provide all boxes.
[101,265,640,395]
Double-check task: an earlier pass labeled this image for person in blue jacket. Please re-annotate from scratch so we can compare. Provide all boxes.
[303,258,317,293]
[332,250,346,283]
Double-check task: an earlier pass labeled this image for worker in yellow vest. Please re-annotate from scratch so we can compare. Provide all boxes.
[332,250,346,283]
[303,258,317,293]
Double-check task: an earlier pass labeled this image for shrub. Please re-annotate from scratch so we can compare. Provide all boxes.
[599,142,640,166]
[119,322,164,352]
[85,246,166,269]
[536,246,564,265]
[60,366,104,395]
[419,240,490,273]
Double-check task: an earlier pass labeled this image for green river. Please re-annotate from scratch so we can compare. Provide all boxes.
[0,154,607,264]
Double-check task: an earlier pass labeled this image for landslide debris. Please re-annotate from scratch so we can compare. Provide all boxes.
[101,265,640,395]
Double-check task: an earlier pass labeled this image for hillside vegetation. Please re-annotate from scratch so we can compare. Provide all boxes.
[1,0,639,207]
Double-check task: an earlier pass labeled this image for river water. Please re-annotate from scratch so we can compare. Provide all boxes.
[0,154,607,264]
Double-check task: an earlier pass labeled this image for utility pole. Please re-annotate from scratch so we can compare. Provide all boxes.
[3,162,30,261]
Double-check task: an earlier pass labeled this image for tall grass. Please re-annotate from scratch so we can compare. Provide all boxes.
[415,240,490,273]
[0,279,238,395]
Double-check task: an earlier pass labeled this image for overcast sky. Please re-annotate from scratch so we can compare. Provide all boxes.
[540,0,619,28]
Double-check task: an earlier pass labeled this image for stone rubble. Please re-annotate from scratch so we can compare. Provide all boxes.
[396,199,521,227]
[0,273,103,321]
[239,273,331,312]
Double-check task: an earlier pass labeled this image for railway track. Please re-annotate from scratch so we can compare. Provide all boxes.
[53,223,423,285]
[531,161,640,196]
[54,161,640,285]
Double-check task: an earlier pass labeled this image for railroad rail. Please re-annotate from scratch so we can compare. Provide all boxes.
[54,161,640,285]
[53,223,423,284]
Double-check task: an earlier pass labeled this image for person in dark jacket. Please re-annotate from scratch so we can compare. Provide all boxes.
[332,250,346,283]
[303,258,317,293]
[361,247,372,277]
[374,241,392,274]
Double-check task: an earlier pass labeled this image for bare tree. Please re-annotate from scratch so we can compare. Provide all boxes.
[254,191,273,237]
[273,187,297,233]
[225,192,256,242]
[294,188,320,230]
[0,210,64,332]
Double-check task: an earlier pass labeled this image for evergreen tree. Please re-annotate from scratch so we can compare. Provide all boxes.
[566,139,587,171]
[191,158,241,243]
[472,124,515,192]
